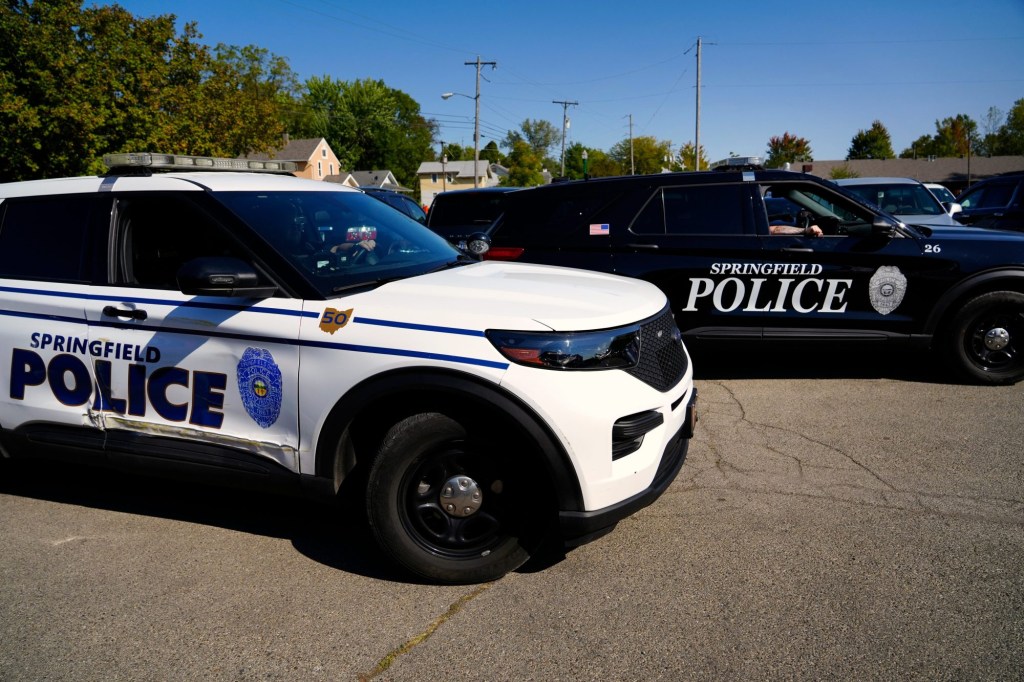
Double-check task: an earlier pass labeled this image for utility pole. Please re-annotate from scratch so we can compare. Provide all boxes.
[465,56,497,188]
[629,114,635,175]
[553,99,578,176]
[695,36,701,172]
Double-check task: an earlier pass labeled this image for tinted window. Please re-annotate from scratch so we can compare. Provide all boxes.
[959,180,1016,210]
[499,186,624,241]
[632,185,747,235]
[429,192,509,228]
[114,194,249,289]
[368,191,426,224]
[0,195,100,282]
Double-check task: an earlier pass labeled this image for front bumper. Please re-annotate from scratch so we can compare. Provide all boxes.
[557,388,697,544]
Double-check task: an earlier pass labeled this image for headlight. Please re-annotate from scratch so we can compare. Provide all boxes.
[485,326,640,370]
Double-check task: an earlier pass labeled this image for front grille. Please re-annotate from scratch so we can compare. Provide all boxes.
[625,308,688,391]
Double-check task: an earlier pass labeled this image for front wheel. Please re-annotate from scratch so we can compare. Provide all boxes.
[946,291,1024,385]
[365,413,542,584]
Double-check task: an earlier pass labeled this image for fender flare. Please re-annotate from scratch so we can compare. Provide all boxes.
[313,367,585,512]
[924,268,1024,335]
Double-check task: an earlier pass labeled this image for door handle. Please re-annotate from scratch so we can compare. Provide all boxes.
[625,243,659,249]
[103,305,148,321]
[781,247,814,253]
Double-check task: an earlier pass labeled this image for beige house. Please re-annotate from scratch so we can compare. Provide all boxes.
[244,136,340,181]
[416,160,498,206]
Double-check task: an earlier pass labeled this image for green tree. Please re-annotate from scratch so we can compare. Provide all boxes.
[993,98,1024,155]
[0,0,295,181]
[188,44,296,158]
[478,140,504,165]
[294,77,433,189]
[934,114,978,156]
[830,164,860,179]
[373,88,435,191]
[900,134,936,159]
[437,142,468,161]
[503,139,545,187]
[562,143,618,179]
[609,136,672,175]
[846,120,895,160]
[899,114,979,158]
[765,132,813,167]
[678,141,709,171]
[504,119,560,159]
[979,105,1005,156]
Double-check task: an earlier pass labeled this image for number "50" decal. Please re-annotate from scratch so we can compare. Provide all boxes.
[319,307,354,335]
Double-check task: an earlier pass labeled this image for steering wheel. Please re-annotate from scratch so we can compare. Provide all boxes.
[797,209,816,230]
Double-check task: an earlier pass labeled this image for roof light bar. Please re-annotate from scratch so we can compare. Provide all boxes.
[710,156,764,170]
[102,152,296,173]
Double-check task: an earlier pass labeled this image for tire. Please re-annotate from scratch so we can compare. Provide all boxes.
[365,412,542,584]
[946,291,1024,385]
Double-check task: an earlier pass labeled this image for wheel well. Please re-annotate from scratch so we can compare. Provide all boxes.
[927,270,1024,340]
[314,368,583,513]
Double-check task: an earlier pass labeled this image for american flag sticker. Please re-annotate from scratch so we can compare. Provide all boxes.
[589,223,610,236]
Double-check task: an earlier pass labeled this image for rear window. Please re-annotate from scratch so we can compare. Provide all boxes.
[0,195,101,283]
[499,186,625,242]
[632,184,748,236]
[428,192,510,230]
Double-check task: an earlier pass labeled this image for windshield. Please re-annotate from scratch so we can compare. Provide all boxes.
[217,190,460,297]
[840,183,944,216]
[927,185,956,203]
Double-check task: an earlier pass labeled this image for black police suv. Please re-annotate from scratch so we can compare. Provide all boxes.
[472,167,1024,385]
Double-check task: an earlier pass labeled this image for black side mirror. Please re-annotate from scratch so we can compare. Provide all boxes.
[465,231,491,259]
[177,257,277,298]
[870,216,898,238]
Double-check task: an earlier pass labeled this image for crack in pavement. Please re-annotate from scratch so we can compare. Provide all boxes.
[358,583,491,680]
[676,380,1024,524]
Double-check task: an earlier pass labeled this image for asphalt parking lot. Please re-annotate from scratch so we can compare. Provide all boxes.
[1,346,1021,681]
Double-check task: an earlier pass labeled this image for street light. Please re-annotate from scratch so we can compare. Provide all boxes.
[441,90,480,188]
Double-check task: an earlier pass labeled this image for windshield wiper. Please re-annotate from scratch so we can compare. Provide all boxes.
[423,255,477,274]
[330,276,404,294]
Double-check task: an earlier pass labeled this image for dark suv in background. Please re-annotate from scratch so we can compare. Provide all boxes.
[426,187,518,248]
[361,186,427,224]
[955,172,1024,232]
[472,167,1024,384]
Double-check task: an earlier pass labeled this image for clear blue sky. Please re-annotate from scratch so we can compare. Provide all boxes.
[92,0,1024,162]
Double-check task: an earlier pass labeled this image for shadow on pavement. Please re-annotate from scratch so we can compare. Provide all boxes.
[0,457,408,583]
[688,340,946,383]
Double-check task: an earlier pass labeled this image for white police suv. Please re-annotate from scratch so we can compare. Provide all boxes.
[0,153,696,584]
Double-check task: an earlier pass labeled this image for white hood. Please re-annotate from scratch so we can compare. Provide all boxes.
[371,261,666,331]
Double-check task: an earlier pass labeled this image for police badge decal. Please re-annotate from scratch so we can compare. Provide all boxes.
[237,347,283,428]
[869,266,908,315]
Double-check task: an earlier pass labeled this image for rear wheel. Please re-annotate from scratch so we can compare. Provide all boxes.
[365,412,542,584]
[946,291,1024,385]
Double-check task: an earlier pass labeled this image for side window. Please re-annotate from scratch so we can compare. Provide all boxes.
[500,189,621,243]
[963,181,1015,210]
[632,185,747,236]
[763,183,874,236]
[0,195,101,283]
[114,195,250,289]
